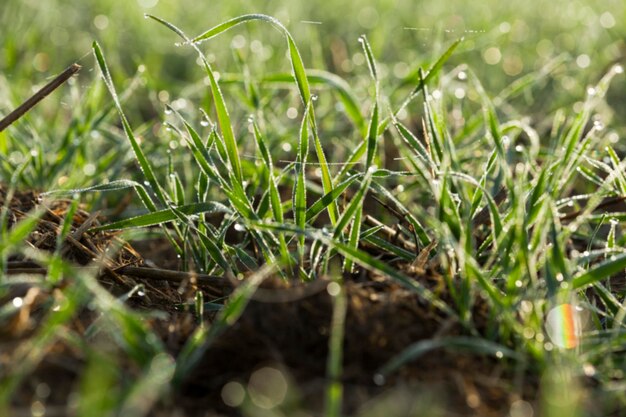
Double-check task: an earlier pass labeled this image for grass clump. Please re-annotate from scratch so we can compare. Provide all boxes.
[1,6,626,417]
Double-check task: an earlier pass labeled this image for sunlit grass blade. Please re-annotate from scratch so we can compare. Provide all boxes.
[333,167,374,272]
[572,253,626,289]
[362,233,415,261]
[251,119,292,271]
[336,39,462,183]
[146,15,242,185]
[189,15,312,103]
[182,13,338,224]
[92,41,165,208]
[91,202,231,232]
[393,119,433,167]
[263,70,366,133]
[41,179,145,195]
[175,115,227,187]
[333,168,374,239]
[310,126,337,225]
[306,173,361,222]
[294,102,312,267]
[359,34,378,84]
[377,37,463,135]
[370,181,431,246]
[365,103,379,170]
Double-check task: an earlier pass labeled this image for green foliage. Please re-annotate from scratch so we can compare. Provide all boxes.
[1,2,626,415]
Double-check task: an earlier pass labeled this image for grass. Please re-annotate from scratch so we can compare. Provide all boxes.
[1,1,626,415]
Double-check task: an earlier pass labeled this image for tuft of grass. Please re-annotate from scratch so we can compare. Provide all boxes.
[2,4,626,417]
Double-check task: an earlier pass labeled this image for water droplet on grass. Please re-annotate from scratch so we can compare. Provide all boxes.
[593,120,604,131]
[373,374,386,385]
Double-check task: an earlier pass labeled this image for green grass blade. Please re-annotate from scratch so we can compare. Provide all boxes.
[41,179,145,196]
[294,102,312,264]
[92,41,165,207]
[91,202,231,232]
[262,71,365,133]
[573,253,626,289]
[146,15,242,185]
[333,168,374,239]
[365,103,380,169]
[359,35,378,83]
[377,37,463,135]
[306,173,361,222]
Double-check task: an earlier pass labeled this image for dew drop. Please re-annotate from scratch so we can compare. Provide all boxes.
[327,282,341,296]
[12,297,23,308]
[358,36,365,43]
[586,86,597,96]
[614,64,624,74]
[200,120,210,127]
[583,363,596,377]
[495,351,504,359]
[373,373,386,385]
[137,290,145,297]
[164,108,172,115]
[593,120,604,131]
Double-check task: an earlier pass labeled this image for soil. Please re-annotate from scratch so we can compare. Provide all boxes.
[0,187,532,417]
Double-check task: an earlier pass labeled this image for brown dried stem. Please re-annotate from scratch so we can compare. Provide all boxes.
[0,63,81,132]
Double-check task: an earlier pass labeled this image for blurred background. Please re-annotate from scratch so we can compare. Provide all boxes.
[2,0,624,88]
[0,0,624,193]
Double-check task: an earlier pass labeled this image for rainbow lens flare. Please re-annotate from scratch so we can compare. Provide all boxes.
[545,304,583,349]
